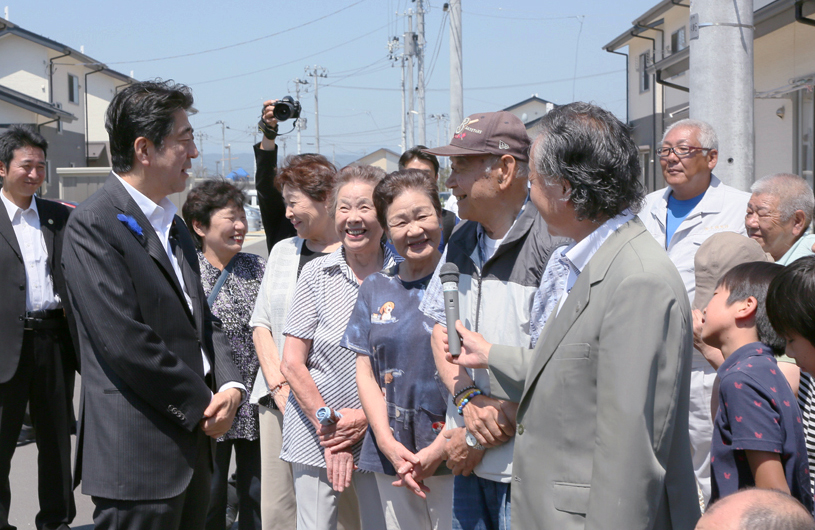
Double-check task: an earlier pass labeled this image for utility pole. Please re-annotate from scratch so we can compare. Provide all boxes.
[446,0,463,137]
[430,113,449,168]
[216,120,226,177]
[416,0,427,146]
[400,56,407,151]
[689,0,754,190]
[289,77,310,154]
[226,144,232,174]
[406,9,416,148]
[305,66,327,154]
[196,132,205,176]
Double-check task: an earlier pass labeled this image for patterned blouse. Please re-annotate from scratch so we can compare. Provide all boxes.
[198,251,265,441]
[280,245,397,468]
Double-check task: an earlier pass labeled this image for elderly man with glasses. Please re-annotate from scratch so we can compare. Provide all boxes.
[638,118,750,506]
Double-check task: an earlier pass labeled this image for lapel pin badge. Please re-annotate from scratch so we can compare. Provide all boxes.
[47,219,54,225]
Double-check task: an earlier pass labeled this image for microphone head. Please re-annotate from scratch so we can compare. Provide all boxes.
[439,262,460,284]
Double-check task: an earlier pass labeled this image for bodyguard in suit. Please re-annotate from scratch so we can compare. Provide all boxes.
[445,103,700,529]
[0,126,76,530]
[62,80,244,530]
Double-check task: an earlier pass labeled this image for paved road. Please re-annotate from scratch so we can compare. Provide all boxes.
[8,231,269,529]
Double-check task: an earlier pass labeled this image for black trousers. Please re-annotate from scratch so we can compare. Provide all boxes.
[92,429,213,530]
[206,438,261,530]
[0,329,75,530]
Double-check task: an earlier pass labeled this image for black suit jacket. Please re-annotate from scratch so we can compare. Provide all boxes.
[62,174,242,501]
[0,194,76,383]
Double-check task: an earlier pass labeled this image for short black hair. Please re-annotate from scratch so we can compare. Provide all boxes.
[399,145,439,177]
[373,169,443,230]
[182,179,246,249]
[716,261,786,355]
[531,102,644,222]
[106,80,194,174]
[767,256,815,348]
[0,125,48,170]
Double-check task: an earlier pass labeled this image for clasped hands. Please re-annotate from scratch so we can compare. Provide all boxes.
[441,321,517,447]
[200,388,243,439]
[316,408,368,492]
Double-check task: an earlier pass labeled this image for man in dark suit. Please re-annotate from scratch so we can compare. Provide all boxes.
[445,103,700,529]
[0,125,76,530]
[62,80,244,530]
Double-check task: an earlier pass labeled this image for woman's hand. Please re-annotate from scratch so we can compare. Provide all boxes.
[324,447,355,492]
[272,385,290,413]
[317,408,368,451]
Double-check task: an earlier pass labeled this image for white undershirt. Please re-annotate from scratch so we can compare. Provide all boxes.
[115,174,245,397]
[1,192,59,311]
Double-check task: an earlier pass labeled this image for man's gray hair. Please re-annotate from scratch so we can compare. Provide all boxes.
[740,490,815,530]
[751,173,814,227]
[662,119,718,151]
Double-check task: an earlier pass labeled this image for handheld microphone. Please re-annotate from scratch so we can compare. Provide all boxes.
[439,263,462,357]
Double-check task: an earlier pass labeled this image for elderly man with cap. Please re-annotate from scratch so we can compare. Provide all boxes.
[417,111,564,530]
[746,173,815,266]
[638,118,750,504]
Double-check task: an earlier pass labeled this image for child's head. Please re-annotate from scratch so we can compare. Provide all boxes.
[767,256,815,373]
[702,261,786,355]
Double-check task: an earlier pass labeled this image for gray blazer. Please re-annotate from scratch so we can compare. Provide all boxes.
[490,218,700,530]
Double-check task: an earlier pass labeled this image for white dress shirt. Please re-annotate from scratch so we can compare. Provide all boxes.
[115,174,245,397]
[1,191,59,312]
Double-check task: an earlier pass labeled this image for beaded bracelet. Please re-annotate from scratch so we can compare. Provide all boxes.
[453,384,477,405]
[270,381,289,398]
[456,388,481,407]
[457,390,483,415]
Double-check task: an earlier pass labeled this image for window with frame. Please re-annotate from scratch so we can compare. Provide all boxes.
[639,52,651,93]
[68,74,79,104]
[671,28,686,54]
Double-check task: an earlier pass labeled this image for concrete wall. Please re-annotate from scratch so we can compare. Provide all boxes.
[58,167,194,209]
[39,127,86,198]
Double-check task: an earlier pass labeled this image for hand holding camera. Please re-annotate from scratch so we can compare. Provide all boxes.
[258,96,301,141]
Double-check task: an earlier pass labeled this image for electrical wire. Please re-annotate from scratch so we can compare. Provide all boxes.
[424,10,448,86]
[106,1,366,65]
[330,69,625,92]
[189,23,390,86]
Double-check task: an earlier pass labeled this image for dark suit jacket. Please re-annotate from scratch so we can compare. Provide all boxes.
[490,218,700,530]
[62,174,242,501]
[0,194,76,383]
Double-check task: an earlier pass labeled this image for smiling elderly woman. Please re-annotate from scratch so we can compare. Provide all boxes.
[279,164,394,530]
[182,179,265,530]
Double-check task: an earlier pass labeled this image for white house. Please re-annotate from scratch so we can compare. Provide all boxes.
[603,0,815,192]
[0,16,136,198]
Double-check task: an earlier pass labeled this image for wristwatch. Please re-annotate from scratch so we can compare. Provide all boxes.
[465,430,485,451]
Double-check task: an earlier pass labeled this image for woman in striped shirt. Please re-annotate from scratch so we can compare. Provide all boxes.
[280,165,395,530]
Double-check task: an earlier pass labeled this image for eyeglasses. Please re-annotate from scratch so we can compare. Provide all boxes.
[656,145,711,158]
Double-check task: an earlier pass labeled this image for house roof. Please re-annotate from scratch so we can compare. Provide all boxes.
[503,95,555,112]
[0,84,76,121]
[357,147,400,160]
[603,0,799,51]
[0,17,137,84]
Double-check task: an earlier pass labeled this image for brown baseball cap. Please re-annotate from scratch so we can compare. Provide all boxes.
[423,111,530,163]
[693,232,772,311]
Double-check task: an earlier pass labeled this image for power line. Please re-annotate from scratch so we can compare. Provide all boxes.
[189,23,389,86]
[330,69,625,92]
[107,1,366,65]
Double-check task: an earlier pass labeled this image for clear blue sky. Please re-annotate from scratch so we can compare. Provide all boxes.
[8,0,657,164]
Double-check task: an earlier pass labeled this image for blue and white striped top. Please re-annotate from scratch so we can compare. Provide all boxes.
[280,244,397,468]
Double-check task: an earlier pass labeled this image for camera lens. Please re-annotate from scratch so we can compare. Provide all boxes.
[274,104,292,121]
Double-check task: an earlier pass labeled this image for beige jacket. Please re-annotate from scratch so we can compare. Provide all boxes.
[490,218,700,530]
